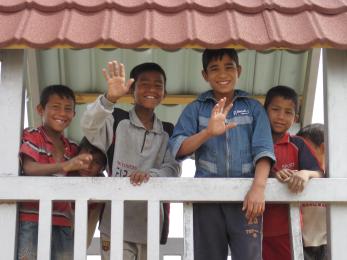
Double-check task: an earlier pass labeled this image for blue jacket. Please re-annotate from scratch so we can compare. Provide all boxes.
[170,90,275,178]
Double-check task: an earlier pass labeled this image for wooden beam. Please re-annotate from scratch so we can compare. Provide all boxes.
[75,93,304,105]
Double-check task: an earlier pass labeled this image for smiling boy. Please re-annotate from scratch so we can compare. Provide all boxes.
[169,49,275,260]
[18,85,92,260]
[81,62,180,260]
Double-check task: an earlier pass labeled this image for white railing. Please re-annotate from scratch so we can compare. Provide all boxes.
[0,177,346,260]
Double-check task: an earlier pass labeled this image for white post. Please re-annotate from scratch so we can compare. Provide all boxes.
[0,49,24,260]
[148,200,160,260]
[37,200,52,260]
[183,202,194,260]
[289,203,304,260]
[323,49,347,260]
[110,200,124,260]
[74,199,88,260]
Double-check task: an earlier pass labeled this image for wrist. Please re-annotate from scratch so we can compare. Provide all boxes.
[105,92,120,103]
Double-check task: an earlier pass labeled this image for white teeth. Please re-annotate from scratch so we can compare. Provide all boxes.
[145,96,155,99]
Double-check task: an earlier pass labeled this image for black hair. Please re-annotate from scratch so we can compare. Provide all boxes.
[129,62,166,93]
[202,48,239,72]
[297,123,324,147]
[264,85,299,114]
[40,84,76,108]
[79,137,107,166]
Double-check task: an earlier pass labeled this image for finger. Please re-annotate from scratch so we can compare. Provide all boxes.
[242,198,247,211]
[126,79,135,92]
[113,61,119,77]
[223,101,233,116]
[246,203,254,220]
[108,62,115,77]
[144,174,150,183]
[102,68,110,81]
[226,122,237,130]
[119,63,125,78]
[218,97,226,113]
[211,102,220,116]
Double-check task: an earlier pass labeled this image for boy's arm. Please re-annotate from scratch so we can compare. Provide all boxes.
[21,153,92,176]
[243,157,271,221]
[177,98,236,158]
[81,60,133,153]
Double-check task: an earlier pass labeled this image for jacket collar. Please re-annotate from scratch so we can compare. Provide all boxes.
[129,107,163,134]
[275,132,290,145]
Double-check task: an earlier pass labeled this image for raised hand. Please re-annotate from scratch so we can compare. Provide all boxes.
[207,97,237,137]
[102,60,135,103]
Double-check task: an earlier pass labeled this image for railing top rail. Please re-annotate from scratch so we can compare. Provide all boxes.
[0,177,345,202]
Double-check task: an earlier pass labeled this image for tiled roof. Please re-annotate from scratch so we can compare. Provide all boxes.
[1,0,347,49]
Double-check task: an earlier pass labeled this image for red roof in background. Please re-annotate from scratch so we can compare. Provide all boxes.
[1,0,347,49]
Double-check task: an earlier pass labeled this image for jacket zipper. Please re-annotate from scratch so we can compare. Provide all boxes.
[141,131,149,153]
[226,130,230,177]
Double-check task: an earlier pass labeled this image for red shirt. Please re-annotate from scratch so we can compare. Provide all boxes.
[263,132,321,237]
[19,126,78,226]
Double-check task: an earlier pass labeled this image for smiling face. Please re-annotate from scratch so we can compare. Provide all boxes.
[132,71,165,110]
[202,54,241,100]
[266,96,298,139]
[37,94,75,134]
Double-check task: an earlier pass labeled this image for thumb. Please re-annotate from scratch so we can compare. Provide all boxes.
[226,122,237,130]
[126,78,135,91]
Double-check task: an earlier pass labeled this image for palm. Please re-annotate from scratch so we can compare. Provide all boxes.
[102,60,134,103]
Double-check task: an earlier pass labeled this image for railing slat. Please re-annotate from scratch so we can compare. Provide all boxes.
[148,200,160,260]
[37,200,52,260]
[110,200,124,260]
[183,202,194,260]
[289,203,304,260]
[74,199,88,260]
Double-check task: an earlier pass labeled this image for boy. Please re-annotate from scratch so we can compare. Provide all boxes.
[297,123,327,260]
[71,137,107,247]
[262,86,323,260]
[81,61,180,260]
[18,85,92,260]
[169,48,275,260]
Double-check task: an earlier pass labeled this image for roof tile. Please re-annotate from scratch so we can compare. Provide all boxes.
[1,0,347,49]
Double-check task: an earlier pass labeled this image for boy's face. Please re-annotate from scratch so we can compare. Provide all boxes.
[77,149,105,177]
[37,94,75,134]
[266,96,298,136]
[202,54,241,99]
[133,71,165,110]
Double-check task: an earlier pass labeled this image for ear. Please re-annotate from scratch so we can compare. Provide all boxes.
[36,104,44,116]
[237,65,242,78]
[294,114,299,123]
[202,70,208,81]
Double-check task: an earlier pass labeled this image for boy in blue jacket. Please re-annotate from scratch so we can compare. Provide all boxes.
[170,49,275,260]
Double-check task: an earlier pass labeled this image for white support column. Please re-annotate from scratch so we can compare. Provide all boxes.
[301,49,321,126]
[183,202,194,260]
[25,49,41,127]
[148,200,160,260]
[0,49,24,260]
[289,203,304,260]
[323,49,347,260]
[110,200,124,260]
[74,199,88,260]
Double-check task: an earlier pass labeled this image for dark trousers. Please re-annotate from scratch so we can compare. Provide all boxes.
[304,245,327,260]
[193,203,262,260]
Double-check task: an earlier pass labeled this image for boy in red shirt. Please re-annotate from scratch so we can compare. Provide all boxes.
[262,85,323,260]
[18,85,92,260]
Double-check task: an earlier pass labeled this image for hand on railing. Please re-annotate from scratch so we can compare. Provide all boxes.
[129,171,150,186]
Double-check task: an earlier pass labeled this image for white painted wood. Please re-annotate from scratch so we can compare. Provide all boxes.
[323,49,347,260]
[183,202,194,260]
[25,49,42,127]
[37,200,52,260]
[0,49,24,260]
[289,203,304,260]
[148,201,160,260]
[74,199,88,260]
[301,48,321,126]
[0,177,346,202]
[110,200,124,260]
